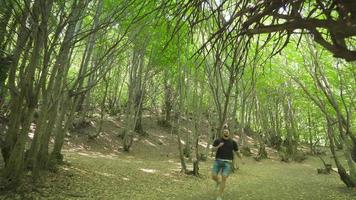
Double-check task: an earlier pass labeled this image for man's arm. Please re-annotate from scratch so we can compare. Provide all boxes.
[234,150,245,165]
[235,150,242,159]
[211,141,224,151]
[233,141,241,158]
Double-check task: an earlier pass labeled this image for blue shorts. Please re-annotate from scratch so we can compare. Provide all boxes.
[212,159,232,177]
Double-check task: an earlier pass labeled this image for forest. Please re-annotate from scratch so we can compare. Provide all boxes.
[0,0,355,199]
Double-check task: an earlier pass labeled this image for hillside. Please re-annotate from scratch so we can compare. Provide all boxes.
[0,115,355,200]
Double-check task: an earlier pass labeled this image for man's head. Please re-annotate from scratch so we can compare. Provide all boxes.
[222,128,230,139]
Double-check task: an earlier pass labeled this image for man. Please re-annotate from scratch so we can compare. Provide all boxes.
[211,126,242,200]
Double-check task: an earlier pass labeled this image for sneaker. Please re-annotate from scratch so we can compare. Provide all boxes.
[216,196,222,200]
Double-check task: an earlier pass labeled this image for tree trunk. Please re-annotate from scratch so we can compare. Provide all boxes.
[91,74,109,139]
[134,89,145,134]
[2,0,48,186]
[192,72,203,176]
[307,110,314,154]
[163,73,173,126]
[326,117,356,187]
[76,0,104,119]
[282,86,298,160]
[2,107,35,188]
[175,111,187,173]
[122,44,143,151]
[27,0,83,179]
[239,89,247,147]
[0,0,12,50]
[50,95,77,166]
[1,0,31,165]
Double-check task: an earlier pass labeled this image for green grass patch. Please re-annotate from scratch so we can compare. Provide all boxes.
[6,149,351,200]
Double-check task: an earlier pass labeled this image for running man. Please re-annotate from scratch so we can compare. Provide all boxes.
[211,126,242,200]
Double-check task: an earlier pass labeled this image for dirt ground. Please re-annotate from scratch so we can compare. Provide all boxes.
[0,115,355,200]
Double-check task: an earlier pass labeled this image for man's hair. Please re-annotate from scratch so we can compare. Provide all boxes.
[223,124,229,130]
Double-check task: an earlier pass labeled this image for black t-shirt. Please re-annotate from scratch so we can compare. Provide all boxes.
[213,138,238,160]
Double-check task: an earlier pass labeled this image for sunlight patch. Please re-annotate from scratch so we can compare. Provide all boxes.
[158,138,166,145]
[72,167,89,175]
[198,141,207,148]
[182,127,192,133]
[140,168,157,174]
[233,135,240,140]
[78,152,90,157]
[96,172,116,177]
[167,160,181,167]
[76,151,117,159]
[251,149,258,154]
[62,167,70,171]
[144,139,157,147]
[28,132,34,139]
[28,123,36,139]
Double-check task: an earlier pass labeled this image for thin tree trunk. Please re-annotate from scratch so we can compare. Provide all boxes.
[28,0,83,178]
[91,74,109,139]
[192,72,203,176]
[0,0,13,104]
[282,85,298,160]
[163,72,173,126]
[2,0,47,186]
[1,0,31,165]
[0,0,12,49]
[77,0,104,119]
[307,110,315,154]
[175,33,187,173]
[326,117,356,187]
[50,94,77,166]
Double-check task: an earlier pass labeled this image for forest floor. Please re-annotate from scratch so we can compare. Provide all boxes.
[0,115,355,200]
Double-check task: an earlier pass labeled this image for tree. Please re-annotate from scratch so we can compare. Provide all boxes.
[0,0,149,188]
[288,38,356,187]
[166,0,356,61]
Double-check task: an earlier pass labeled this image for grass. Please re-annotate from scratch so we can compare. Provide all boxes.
[3,149,352,200]
[0,116,355,200]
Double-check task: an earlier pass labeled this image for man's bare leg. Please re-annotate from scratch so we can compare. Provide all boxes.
[218,175,228,198]
[212,173,220,187]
